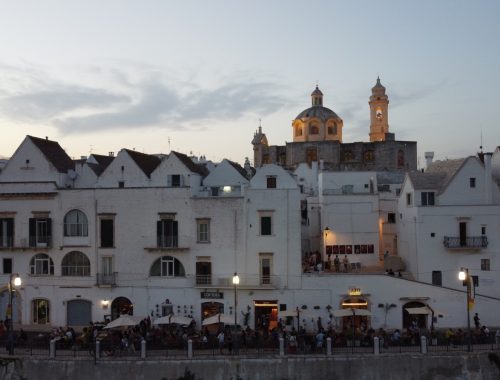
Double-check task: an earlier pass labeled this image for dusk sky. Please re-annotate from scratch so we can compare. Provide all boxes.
[1,1,499,166]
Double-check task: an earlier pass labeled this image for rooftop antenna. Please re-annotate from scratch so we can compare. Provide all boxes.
[479,128,483,152]
[168,137,171,152]
[89,145,93,154]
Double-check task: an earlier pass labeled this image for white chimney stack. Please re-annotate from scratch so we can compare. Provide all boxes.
[425,152,434,170]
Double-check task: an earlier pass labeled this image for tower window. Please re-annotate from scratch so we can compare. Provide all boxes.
[309,124,319,135]
[344,151,354,161]
[295,126,302,137]
[469,178,476,188]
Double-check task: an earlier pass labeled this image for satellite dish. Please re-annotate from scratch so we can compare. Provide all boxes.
[68,169,77,179]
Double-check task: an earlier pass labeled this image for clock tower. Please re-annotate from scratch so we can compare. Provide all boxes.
[369,77,389,142]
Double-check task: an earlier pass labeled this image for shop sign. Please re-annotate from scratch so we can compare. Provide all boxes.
[348,287,362,296]
[201,291,224,299]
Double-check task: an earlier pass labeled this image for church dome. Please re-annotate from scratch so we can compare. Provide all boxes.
[295,105,340,121]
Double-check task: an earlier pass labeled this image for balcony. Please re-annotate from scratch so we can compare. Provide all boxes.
[443,236,488,250]
[96,272,117,287]
[194,274,280,289]
[144,235,189,252]
[29,236,52,248]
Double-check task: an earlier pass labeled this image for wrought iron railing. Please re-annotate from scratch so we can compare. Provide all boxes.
[443,236,488,249]
[97,272,117,286]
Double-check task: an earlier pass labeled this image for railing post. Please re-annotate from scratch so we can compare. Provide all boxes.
[96,340,101,360]
[49,339,56,358]
[326,337,332,355]
[141,339,146,359]
[279,337,285,356]
[373,337,379,355]
[187,339,193,358]
[421,335,427,354]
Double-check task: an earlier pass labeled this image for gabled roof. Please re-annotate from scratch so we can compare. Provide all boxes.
[87,154,115,176]
[171,151,209,177]
[28,135,74,173]
[124,149,161,178]
[408,157,468,192]
[226,160,249,179]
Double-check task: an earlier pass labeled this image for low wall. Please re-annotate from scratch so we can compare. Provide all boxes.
[4,353,500,380]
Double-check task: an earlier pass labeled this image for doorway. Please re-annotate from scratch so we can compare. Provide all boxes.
[254,300,278,331]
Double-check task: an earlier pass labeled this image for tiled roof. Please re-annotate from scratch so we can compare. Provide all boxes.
[87,154,115,176]
[409,158,468,192]
[125,149,161,178]
[408,172,447,190]
[28,136,74,173]
[171,151,209,177]
[296,106,340,121]
[226,160,249,179]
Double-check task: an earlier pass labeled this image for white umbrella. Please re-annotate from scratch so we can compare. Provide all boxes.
[104,315,144,329]
[332,308,372,317]
[153,314,193,326]
[202,313,236,326]
[280,309,316,318]
[405,307,431,315]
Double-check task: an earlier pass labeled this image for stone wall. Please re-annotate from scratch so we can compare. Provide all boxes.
[4,353,500,380]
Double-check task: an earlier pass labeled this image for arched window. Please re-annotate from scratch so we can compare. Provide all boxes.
[295,126,302,137]
[62,251,91,276]
[397,150,405,167]
[64,209,88,237]
[150,256,185,277]
[32,298,50,324]
[364,150,375,161]
[344,151,354,161]
[309,124,319,135]
[30,254,54,275]
[327,123,337,135]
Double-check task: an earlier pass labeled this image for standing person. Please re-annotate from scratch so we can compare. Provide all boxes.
[333,255,340,273]
[474,313,480,329]
[217,329,225,354]
[343,255,350,272]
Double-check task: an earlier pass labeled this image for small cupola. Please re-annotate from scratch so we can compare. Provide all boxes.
[311,85,323,106]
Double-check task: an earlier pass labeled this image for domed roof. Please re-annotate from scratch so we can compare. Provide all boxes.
[295,105,340,121]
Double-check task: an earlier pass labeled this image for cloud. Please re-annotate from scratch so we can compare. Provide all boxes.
[390,80,447,108]
[0,63,290,134]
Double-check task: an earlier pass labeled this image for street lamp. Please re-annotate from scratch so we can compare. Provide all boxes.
[232,272,240,327]
[458,268,471,352]
[7,273,21,355]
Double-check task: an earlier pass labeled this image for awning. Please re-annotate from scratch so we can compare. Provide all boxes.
[405,306,431,315]
[332,308,371,317]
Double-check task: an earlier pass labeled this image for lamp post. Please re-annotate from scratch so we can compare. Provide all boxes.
[232,273,240,326]
[7,273,21,355]
[458,268,471,352]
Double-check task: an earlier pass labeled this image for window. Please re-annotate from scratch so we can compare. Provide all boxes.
[3,258,12,274]
[397,150,405,167]
[32,299,50,324]
[118,181,125,188]
[406,193,413,206]
[364,150,375,161]
[196,261,212,285]
[61,251,90,276]
[197,219,210,243]
[309,124,319,134]
[344,151,354,161]
[469,178,476,188]
[260,255,272,285]
[150,256,185,277]
[102,256,113,275]
[157,217,178,247]
[0,218,14,247]
[167,174,183,187]
[295,126,302,137]
[421,192,435,206]
[481,259,490,271]
[100,218,114,248]
[64,210,88,237]
[306,147,317,166]
[260,213,273,236]
[29,217,51,247]
[327,123,337,135]
[30,253,54,276]
[432,271,442,286]
[481,226,486,235]
[266,176,277,189]
[387,213,396,224]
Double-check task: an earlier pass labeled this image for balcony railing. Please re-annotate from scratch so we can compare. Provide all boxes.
[194,274,280,289]
[443,236,488,249]
[96,272,117,286]
[29,236,52,248]
[157,235,178,248]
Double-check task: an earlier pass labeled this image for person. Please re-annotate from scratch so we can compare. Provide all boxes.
[217,330,225,354]
[333,255,340,272]
[388,268,395,276]
[473,313,480,329]
[384,250,389,259]
[342,255,349,272]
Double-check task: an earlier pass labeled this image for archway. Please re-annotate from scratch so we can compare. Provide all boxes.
[111,297,133,320]
[402,301,428,329]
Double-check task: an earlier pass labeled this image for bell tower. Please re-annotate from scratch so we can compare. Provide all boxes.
[369,77,389,142]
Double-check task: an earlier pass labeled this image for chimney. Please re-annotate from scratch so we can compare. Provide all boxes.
[109,152,114,157]
[425,152,434,170]
[484,152,493,204]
